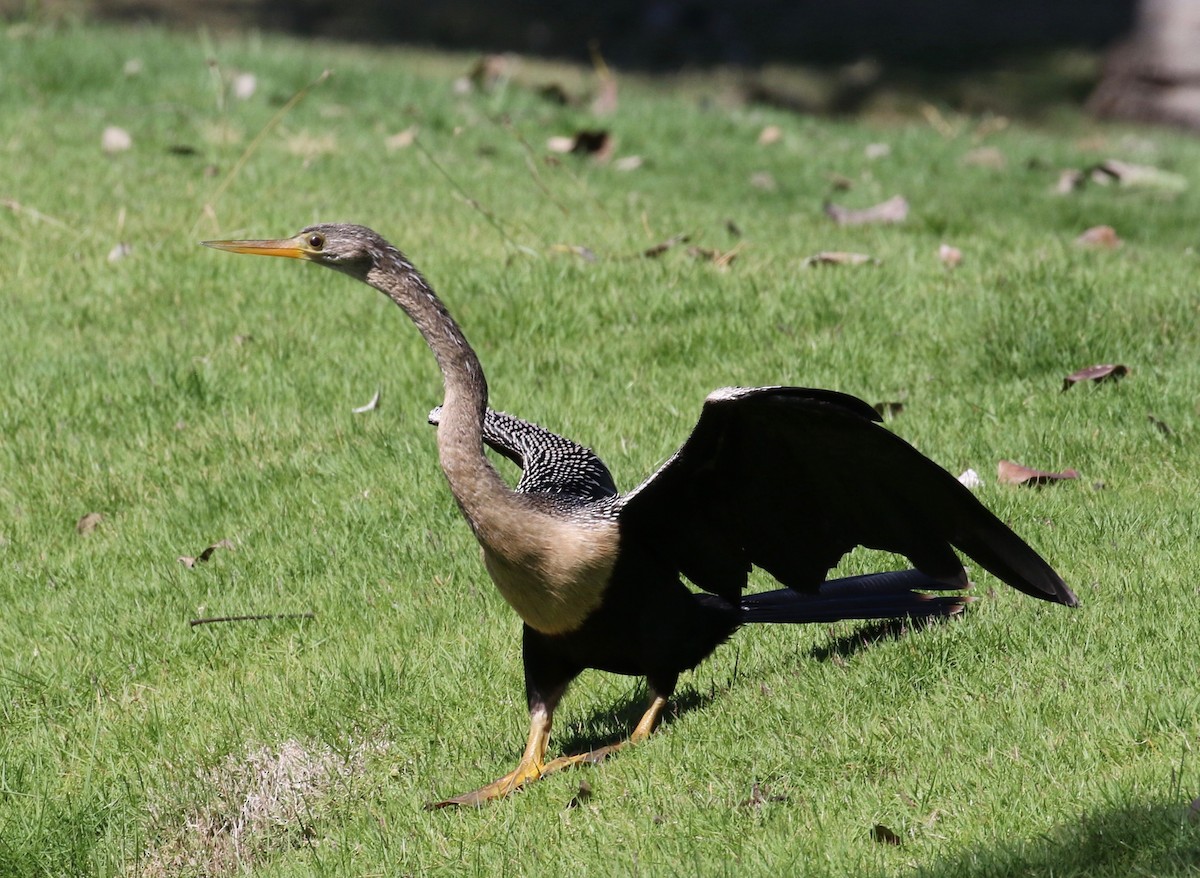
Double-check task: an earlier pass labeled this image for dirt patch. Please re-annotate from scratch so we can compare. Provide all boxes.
[138,737,389,877]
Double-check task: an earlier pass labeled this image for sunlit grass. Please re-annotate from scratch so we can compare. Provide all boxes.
[2,21,1199,878]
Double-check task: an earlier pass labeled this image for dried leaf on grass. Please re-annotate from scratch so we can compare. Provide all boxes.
[824,195,909,226]
[588,41,618,116]
[76,512,103,535]
[1062,363,1128,390]
[688,244,743,268]
[803,251,879,267]
[385,126,418,151]
[102,126,132,154]
[962,146,1006,168]
[871,823,903,845]
[232,73,257,100]
[565,780,593,809]
[550,243,598,262]
[938,243,962,268]
[547,129,614,162]
[1055,169,1086,195]
[1148,414,1172,437]
[958,468,983,489]
[590,69,618,117]
[998,460,1079,486]
[757,124,782,146]
[1075,225,1122,249]
[643,233,690,258]
[466,53,518,92]
[740,782,788,808]
[1089,159,1187,193]
[179,539,235,568]
[352,388,381,414]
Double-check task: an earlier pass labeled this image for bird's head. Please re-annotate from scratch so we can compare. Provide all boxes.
[203,223,387,281]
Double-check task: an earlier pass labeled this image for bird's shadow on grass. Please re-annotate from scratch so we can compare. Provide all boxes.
[553,614,952,755]
[808,614,956,662]
[553,686,713,756]
[910,801,1200,878]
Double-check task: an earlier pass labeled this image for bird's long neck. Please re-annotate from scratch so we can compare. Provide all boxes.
[367,251,518,542]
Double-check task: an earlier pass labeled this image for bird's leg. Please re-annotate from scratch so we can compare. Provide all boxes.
[427,625,578,809]
[538,689,670,775]
[427,706,555,809]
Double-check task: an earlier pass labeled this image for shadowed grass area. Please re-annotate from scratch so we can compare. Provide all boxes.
[2,20,1200,878]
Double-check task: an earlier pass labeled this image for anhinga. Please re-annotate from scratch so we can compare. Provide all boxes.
[204,223,1076,808]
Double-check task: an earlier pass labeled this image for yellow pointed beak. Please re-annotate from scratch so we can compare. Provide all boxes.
[201,234,315,260]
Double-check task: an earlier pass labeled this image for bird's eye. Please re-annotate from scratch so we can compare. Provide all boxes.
[307,233,325,250]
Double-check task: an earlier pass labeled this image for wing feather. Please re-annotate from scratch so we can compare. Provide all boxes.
[617,387,1076,606]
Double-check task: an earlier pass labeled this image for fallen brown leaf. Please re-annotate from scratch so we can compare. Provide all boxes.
[688,244,743,268]
[871,824,902,845]
[997,460,1080,486]
[385,126,418,151]
[591,75,618,116]
[232,72,257,100]
[826,172,854,190]
[958,468,983,489]
[740,782,787,808]
[546,129,614,162]
[757,124,782,146]
[643,234,690,258]
[76,512,103,535]
[179,539,235,568]
[962,146,1006,168]
[467,54,517,91]
[824,195,909,226]
[1062,363,1128,390]
[565,780,593,809]
[938,243,962,268]
[1148,414,1172,437]
[803,251,878,267]
[1089,159,1187,193]
[102,126,132,154]
[1055,168,1086,195]
[1075,225,1122,249]
[537,82,573,105]
[589,42,618,116]
[550,243,598,262]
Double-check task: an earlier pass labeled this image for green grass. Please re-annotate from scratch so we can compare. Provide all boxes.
[3,20,1200,877]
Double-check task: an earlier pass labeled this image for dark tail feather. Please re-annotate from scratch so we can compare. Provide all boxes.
[739,569,971,624]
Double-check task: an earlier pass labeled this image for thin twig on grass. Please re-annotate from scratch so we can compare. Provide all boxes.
[189,612,315,627]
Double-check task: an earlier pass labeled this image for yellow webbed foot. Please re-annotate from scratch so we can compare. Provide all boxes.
[426,758,544,809]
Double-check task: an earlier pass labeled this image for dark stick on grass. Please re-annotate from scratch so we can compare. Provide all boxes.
[189,612,315,627]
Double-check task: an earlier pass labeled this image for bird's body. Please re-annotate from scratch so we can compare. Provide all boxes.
[205,223,1077,807]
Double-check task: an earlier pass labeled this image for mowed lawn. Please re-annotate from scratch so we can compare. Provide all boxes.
[2,21,1200,877]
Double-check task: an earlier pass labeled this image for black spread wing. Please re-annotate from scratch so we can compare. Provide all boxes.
[429,406,619,501]
[616,386,1077,607]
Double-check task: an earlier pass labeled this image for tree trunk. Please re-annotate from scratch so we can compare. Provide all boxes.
[1089,0,1200,128]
